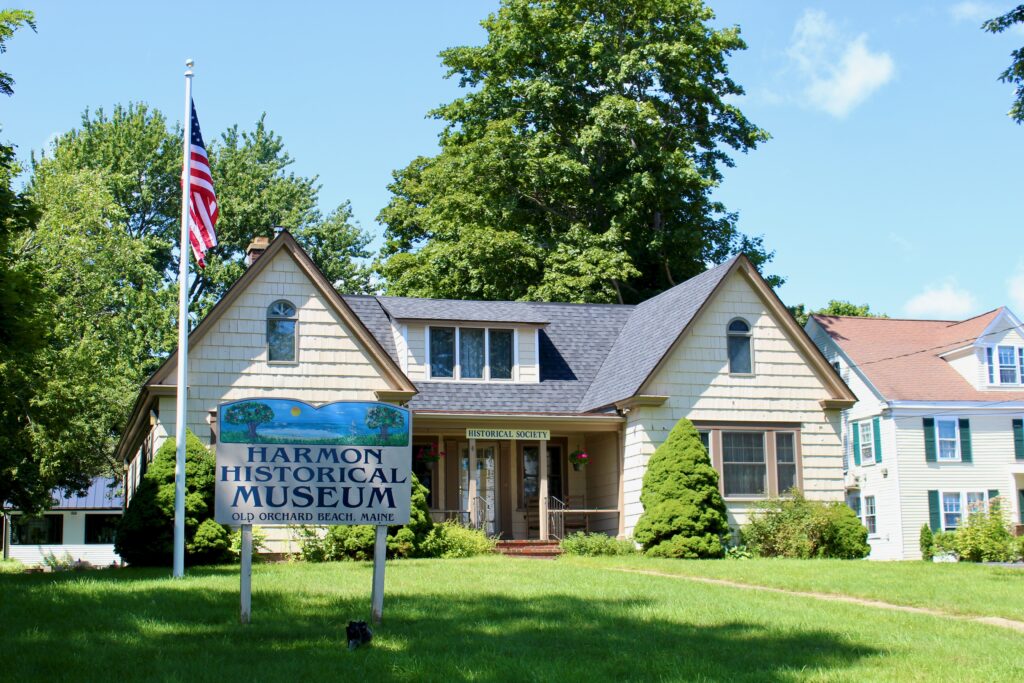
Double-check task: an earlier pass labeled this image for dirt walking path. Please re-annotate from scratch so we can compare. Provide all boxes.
[611,567,1024,633]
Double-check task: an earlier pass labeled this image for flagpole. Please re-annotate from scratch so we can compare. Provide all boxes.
[173,58,195,579]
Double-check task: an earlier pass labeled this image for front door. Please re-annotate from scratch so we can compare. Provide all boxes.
[459,443,498,535]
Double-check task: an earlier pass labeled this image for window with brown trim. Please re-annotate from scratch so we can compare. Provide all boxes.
[694,424,802,499]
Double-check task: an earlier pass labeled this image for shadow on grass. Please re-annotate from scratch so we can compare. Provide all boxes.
[0,567,877,682]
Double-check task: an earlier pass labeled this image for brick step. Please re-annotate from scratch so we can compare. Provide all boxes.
[495,540,563,558]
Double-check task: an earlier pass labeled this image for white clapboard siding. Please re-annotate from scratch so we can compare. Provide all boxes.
[10,544,121,568]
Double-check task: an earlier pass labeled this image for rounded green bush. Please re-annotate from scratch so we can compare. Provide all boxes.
[633,418,729,558]
[115,430,232,566]
[420,520,496,558]
[560,532,636,556]
[741,491,869,559]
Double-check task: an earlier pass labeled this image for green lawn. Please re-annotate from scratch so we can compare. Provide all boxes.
[581,555,1024,621]
[1,556,1022,682]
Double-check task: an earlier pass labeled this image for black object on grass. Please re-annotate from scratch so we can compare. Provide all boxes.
[347,620,373,650]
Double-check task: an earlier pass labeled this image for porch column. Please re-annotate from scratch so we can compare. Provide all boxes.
[468,438,478,526]
[539,439,549,539]
[435,433,445,513]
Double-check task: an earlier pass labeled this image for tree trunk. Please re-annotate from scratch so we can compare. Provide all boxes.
[248,423,259,440]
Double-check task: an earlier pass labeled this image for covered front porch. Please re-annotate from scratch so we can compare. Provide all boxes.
[410,412,624,540]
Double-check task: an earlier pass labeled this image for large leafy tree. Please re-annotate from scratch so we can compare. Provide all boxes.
[0,10,118,512]
[378,0,774,304]
[984,5,1024,123]
[36,108,374,318]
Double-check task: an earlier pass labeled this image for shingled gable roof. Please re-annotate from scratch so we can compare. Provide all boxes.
[146,231,413,392]
[813,308,1024,402]
[116,232,414,462]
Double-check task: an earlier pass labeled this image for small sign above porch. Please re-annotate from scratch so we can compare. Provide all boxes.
[465,428,550,440]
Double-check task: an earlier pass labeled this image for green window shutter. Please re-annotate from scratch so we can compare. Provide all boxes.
[872,417,882,463]
[927,490,941,532]
[852,422,861,466]
[923,418,936,462]
[1019,490,1024,524]
[988,490,1000,511]
[1013,419,1024,461]
[958,418,972,463]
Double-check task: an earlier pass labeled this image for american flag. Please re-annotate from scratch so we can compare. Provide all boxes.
[185,99,218,267]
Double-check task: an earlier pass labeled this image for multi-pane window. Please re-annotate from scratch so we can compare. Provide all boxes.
[11,515,63,545]
[698,430,711,455]
[727,319,753,374]
[722,431,766,496]
[942,491,987,530]
[489,329,514,380]
[429,326,516,381]
[935,418,960,461]
[459,328,485,379]
[85,514,120,544]
[863,496,877,534]
[429,327,456,378]
[776,432,797,494]
[998,346,1019,384]
[988,345,1024,385]
[942,492,962,529]
[859,421,875,464]
[267,300,297,362]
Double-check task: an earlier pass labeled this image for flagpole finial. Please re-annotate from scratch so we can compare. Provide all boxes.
[185,58,194,76]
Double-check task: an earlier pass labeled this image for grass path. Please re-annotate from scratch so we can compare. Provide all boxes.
[579,555,1024,621]
[610,567,1024,633]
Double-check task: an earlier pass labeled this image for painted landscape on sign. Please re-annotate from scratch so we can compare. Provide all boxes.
[218,399,410,446]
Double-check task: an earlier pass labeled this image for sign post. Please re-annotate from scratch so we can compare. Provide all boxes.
[370,525,387,624]
[214,399,412,625]
[240,524,252,624]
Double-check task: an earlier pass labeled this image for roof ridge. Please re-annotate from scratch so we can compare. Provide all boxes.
[369,293,635,309]
[814,314,956,323]
[943,307,1003,328]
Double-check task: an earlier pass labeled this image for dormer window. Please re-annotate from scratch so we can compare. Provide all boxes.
[727,318,753,375]
[986,345,1024,385]
[428,326,516,381]
[267,300,297,362]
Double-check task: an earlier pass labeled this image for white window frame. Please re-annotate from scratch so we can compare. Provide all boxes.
[997,345,1020,384]
[266,299,299,364]
[934,417,961,462]
[863,495,877,535]
[859,421,875,465]
[940,490,988,531]
[426,325,517,382]
[986,345,1024,386]
[726,318,754,376]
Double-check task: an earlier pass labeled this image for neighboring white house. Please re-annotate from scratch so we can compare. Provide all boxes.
[117,232,855,553]
[2,477,123,567]
[807,309,1024,560]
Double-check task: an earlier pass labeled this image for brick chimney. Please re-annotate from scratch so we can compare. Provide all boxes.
[245,236,271,266]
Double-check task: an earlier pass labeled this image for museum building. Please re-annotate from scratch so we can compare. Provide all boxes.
[117,232,855,551]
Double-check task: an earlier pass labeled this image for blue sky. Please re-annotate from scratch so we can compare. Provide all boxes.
[3,1,1023,318]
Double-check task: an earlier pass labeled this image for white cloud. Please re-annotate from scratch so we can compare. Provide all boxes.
[950,2,1024,34]
[949,2,996,23]
[1007,263,1024,313]
[787,9,895,118]
[904,281,978,318]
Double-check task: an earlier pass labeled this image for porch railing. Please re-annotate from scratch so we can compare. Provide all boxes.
[472,495,489,532]
[548,495,566,540]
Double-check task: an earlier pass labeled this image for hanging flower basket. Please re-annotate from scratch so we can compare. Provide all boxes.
[569,449,590,471]
[415,444,445,464]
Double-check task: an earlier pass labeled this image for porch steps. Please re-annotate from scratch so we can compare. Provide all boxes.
[495,540,563,559]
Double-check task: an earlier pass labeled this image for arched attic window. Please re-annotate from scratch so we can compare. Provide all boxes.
[267,300,297,362]
[727,318,753,375]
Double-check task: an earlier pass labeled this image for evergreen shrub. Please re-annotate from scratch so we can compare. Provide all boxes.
[955,502,1015,562]
[633,418,729,558]
[559,531,636,557]
[115,430,231,566]
[297,474,435,561]
[741,491,869,559]
[919,524,934,560]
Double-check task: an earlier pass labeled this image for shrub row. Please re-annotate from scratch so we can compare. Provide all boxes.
[559,532,637,556]
[921,502,1024,562]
